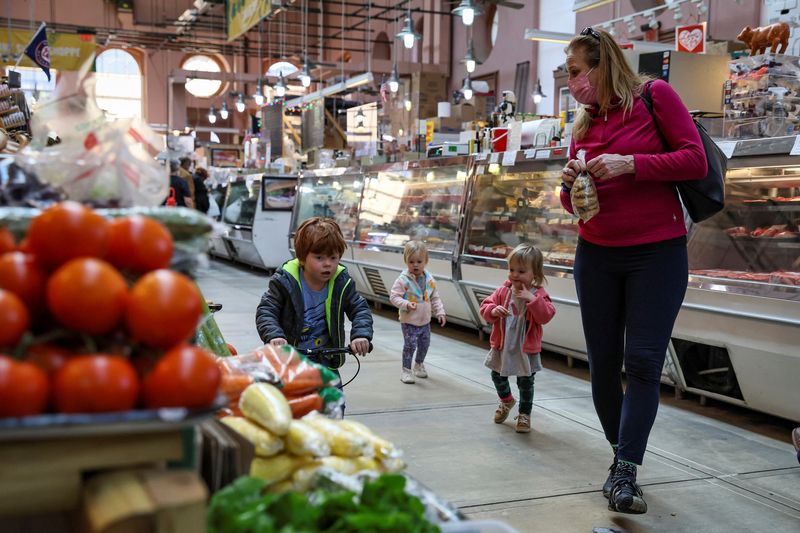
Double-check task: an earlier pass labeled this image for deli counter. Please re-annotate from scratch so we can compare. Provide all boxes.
[290,145,800,422]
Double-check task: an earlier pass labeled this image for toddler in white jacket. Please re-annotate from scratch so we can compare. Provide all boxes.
[390,241,446,384]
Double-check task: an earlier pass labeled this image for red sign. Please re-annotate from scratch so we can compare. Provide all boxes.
[676,23,706,54]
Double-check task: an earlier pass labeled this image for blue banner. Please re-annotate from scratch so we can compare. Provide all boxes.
[23,22,51,81]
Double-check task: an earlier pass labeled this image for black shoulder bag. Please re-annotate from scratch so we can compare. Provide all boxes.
[641,81,726,223]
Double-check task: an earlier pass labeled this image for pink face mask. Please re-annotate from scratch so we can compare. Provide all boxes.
[568,68,597,105]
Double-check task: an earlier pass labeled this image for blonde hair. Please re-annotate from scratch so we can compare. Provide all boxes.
[403,240,428,264]
[566,28,646,140]
[295,217,346,263]
[508,243,545,288]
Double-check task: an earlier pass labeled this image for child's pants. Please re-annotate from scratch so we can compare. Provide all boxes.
[401,323,430,369]
[491,371,536,415]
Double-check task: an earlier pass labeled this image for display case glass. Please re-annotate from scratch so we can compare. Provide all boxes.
[356,162,468,253]
[464,160,578,267]
[292,170,363,241]
[687,156,800,299]
[222,176,261,227]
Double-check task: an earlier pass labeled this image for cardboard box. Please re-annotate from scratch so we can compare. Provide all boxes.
[411,73,448,120]
[451,103,476,122]
[425,117,463,133]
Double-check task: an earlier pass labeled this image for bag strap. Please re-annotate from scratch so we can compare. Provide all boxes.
[640,80,671,151]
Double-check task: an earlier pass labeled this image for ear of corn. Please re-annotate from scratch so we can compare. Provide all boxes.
[285,420,331,457]
[338,419,400,460]
[302,412,373,458]
[239,383,292,436]
[291,462,324,492]
[221,416,285,457]
[250,454,310,486]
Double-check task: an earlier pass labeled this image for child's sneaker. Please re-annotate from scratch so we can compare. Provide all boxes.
[514,414,531,433]
[401,368,415,384]
[494,398,516,423]
[413,362,428,378]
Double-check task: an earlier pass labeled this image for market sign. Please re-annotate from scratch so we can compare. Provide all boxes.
[227,0,272,42]
[0,29,95,71]
[676,23,706,54]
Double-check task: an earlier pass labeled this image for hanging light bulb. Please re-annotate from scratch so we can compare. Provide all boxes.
[532,80,546,105]
[299,59,311,88]
[254,80,264,106]
[452,0,483,27]
[355,108,366,128]
[461,39,481,74]
[275,73,286,97]
[208,106,217,124]
[404,98,412,111]
[219,101,229,120]
[388,64,400,93]
[236,93,246,113]
[396,15,421,49]
[461,75,473,101]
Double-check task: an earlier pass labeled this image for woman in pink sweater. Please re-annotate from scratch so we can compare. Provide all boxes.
[560,27,707,515]
[389,241,446,384]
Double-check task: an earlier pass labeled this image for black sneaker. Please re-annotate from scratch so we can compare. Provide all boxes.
[602,455,618,499]
[608,462,647,514]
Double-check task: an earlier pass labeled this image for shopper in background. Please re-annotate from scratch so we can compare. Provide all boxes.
[793,427,800,464]
[193,167,211,214]
[255,217,373,389]
[178,157,196,209]
[559,27,707,514]
[479,244,555,434]
[389,241,446,384]
[164,160,192,207]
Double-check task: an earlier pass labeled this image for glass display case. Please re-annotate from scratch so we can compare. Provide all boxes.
[261,176,296,211]
[356,162,468,253]
[464,160,578,267]
[687,155,800,300]
[292,169,364,241]
[222,174,261,227]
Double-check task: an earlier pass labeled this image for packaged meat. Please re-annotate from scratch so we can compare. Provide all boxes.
[570,150,599,223]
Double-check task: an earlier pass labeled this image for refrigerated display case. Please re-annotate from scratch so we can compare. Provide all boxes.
[352,158,474,326]
[208,170,233,260]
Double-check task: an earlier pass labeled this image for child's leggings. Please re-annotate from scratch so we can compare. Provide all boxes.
[401,323,430,369]
[491,371,536,415]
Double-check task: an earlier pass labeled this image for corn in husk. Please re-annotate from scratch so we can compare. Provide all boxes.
[250,454,310,486]
[239,383,292,436]
[284,420,331,457]
[221,416,284,457]
[302,412,373,458]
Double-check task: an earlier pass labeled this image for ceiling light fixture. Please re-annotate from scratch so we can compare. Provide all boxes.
[208,106,217,124]
[396,15,421,49]
[254,79,264,106]
[299,60,312,88]
[461,39,481,74]
[235,93,246,113]
[219,101,229,120]
[275,72,286,97]
[523,29,574,44]
[355,108,366,128]
[452,0,483,27]
[388,63,400,93]
[461,75,474,101]
[573,0,616,13]
[533,80,546,104]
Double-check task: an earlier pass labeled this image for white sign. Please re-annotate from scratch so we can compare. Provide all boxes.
[489,152,500,164]
[502,151,516,166]
[716,141,737,159]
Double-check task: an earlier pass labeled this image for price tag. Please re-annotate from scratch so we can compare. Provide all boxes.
[716,141,737,158]
[489,152,500,164]
[535,149,550,160]
[525,149,537,159]
[402,160,409,170]
[476,165,485,174]
[791,136,800,156]
[476,152,488,161]
[502,151,517,166]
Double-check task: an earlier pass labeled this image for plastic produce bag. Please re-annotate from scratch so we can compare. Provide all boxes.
[15,57,168,207]
[570,149,599,222]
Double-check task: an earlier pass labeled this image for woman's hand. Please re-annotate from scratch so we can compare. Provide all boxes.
[561,159,587,188]
[586,154,635,180]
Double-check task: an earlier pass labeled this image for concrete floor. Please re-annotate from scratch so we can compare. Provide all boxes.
[198,259,800,533]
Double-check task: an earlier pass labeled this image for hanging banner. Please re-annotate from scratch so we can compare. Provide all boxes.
[227,0,272,42]
[676,23,706,54]
[1,29,95,71]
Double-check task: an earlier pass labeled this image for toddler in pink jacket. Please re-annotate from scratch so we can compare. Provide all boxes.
[480,243,556,433]
[390,241,446,384]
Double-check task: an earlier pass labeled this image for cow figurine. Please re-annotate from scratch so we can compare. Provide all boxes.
[737,22,790,55]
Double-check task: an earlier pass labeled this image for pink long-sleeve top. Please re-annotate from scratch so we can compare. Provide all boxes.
[479,281,556,355]
[560,79,707,247]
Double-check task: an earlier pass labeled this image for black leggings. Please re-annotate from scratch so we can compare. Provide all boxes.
[491,371,535,415]
[574,236,687,465]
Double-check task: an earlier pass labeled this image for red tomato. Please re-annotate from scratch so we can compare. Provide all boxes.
[0,252,48,313]
[53,355,139,413]
[26,343,73,374]
[0,227,15,255]
[226,343,238,356]
[0,355,49,417]
[46,258,128,335]
[125,270,202,349]
[142,344,221,409]
[0,289,30,348]
[16,237,32,253]
[27,201,110,267]
[107,216,174,273]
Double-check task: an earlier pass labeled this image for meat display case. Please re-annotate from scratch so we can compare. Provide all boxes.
[288,145,800,422]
